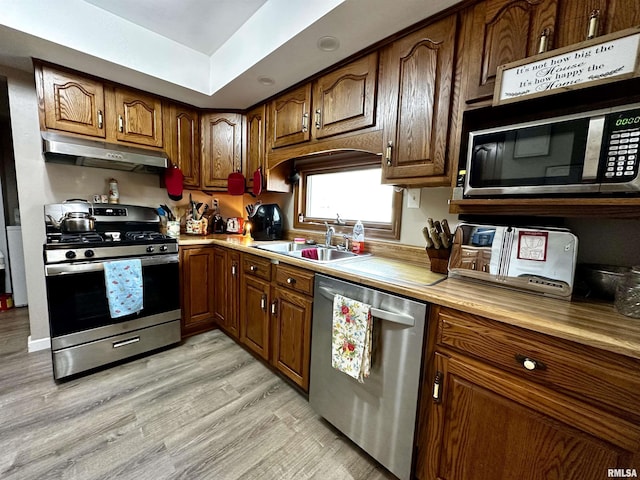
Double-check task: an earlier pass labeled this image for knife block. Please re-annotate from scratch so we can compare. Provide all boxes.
[426,247,451,274]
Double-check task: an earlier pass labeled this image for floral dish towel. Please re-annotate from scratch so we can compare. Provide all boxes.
[103,259,143,319]
[331,294,372,383]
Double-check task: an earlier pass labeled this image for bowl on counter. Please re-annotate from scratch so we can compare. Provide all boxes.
[576,264,630,299]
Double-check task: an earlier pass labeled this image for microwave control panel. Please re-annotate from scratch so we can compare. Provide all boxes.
[602,109,640,182]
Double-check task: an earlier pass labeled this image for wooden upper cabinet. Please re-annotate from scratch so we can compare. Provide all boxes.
[555,0,640,48]
[380,15,457,184]
[313,52,378,140]
[166,104,200,189]
[40,67,106,138]
[246,104,266,190]
[269,84,312,149]
[464,0,558,104]
[112,88,163,147]
[201,112,243,190]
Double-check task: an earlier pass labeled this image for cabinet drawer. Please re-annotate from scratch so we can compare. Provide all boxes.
[436,306,640,420]
[242,254,272,281]
[275,264,314,296]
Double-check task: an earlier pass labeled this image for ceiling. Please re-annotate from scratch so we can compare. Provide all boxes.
[0,0,461,109]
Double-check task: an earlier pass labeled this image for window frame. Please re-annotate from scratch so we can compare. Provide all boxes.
[292,153,402,240]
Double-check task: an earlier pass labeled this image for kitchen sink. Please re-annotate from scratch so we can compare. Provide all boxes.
[255,242,367,263]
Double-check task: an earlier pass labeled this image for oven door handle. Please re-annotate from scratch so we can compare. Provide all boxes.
[45,254,179,276]
[317,286,415,327]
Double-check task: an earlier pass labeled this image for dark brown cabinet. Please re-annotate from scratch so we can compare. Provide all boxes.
[555,0,640,49]
[271,264,314,390]
[464,0,559,105]
[180,246,216,337]
[201,112,243,190]
[212,247,240,340]
[165,104,200,189]
[312,52,378,140]
[39,66,106,138]
[417,306,640,480]
[380,15,458,185]
[268,84,312,149]
[240,254,273,360]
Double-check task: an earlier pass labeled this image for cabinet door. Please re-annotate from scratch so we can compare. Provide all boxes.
[41,67,106,138]
[201,113,243,190]
[268,84,312,149]
[465,0,558,104]
[167,104,200,189]
[246,104,266,191]
[211,247,227,328]
[556,0,640,48]
[180,247,216,337]
[313,52,378,140]
[113,88,163,147]
[227,251,241,339]
[271,287,312,391]
[418,352,640,480]
[380,15,457,182]
[240,275,271,360]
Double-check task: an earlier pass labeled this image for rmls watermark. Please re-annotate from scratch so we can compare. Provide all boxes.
[608,469,638,478]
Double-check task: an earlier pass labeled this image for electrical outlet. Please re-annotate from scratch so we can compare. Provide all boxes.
[407,188,421,208]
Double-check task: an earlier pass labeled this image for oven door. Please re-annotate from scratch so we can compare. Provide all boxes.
[45,255,180,339]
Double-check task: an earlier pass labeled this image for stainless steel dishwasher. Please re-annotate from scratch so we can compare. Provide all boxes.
[309,274,428,480]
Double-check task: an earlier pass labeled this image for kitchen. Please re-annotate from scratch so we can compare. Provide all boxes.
[1,0,640,479]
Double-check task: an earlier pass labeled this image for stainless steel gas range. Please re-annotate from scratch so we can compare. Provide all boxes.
[43,201,181,380]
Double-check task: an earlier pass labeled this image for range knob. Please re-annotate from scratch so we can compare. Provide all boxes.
[84,249,95,258]
[65,250,76,259]
[146,246,155,253]
[160,245,168,252]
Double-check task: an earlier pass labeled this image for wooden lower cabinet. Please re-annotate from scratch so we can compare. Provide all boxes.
[212,247,240,339]
[238,253,314,391]
[180,246,216,337]
[417,306,640,480]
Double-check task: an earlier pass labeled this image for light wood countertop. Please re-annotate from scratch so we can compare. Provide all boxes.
[179,235,640,360]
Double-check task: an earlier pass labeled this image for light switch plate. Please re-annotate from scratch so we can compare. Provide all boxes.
[407,188,421,208]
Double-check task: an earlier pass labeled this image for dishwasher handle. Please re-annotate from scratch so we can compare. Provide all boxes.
[317,285,415,327]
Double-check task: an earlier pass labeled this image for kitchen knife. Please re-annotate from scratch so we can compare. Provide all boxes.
[422,226,434,248]
[428,226,442,249]
[441,219,452,239]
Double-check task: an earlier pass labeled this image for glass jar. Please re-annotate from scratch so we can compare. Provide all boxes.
[614,266,640,318]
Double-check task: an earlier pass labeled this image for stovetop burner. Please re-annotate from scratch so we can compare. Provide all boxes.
[59,232,104,244]
[124,231,171,242]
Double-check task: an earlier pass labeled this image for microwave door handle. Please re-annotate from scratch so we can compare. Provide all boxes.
[583,115,605,181]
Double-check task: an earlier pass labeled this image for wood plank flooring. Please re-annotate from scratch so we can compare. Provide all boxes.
[0,308,395,480]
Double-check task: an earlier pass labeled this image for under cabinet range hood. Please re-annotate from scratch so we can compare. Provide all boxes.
[42,132,168,173]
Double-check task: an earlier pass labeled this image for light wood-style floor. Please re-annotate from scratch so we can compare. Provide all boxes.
[0,308,395,480]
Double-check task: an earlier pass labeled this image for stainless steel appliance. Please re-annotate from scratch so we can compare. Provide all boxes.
[42,132,168,173]
[464,102,640,197]
[43,202,181,380]
[448,223,578,299]
[309,274,428,480]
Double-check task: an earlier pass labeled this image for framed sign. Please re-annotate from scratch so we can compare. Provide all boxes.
[494,27,640,106]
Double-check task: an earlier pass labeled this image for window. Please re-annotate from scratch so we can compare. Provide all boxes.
[293,154,402,240]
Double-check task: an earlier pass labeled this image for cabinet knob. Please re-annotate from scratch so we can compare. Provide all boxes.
[250,265,258,272]
[515,354,546,371]
[271,301,278,315]
[231,264,237,276]
[432,371,442,403]
[537,28,551,54]
[302,113,309,133]
[315,109,322,129]
[260,294,267,311]
[286,277,296,285]
[97,110,103,129]
[118,115,124,132]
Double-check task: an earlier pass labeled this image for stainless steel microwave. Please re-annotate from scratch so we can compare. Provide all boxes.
[464,103,640,197]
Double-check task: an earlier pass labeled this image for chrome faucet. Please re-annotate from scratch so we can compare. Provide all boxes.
[324,222,335,247]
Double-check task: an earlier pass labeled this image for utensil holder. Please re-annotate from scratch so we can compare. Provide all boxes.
[426,247,451,274]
